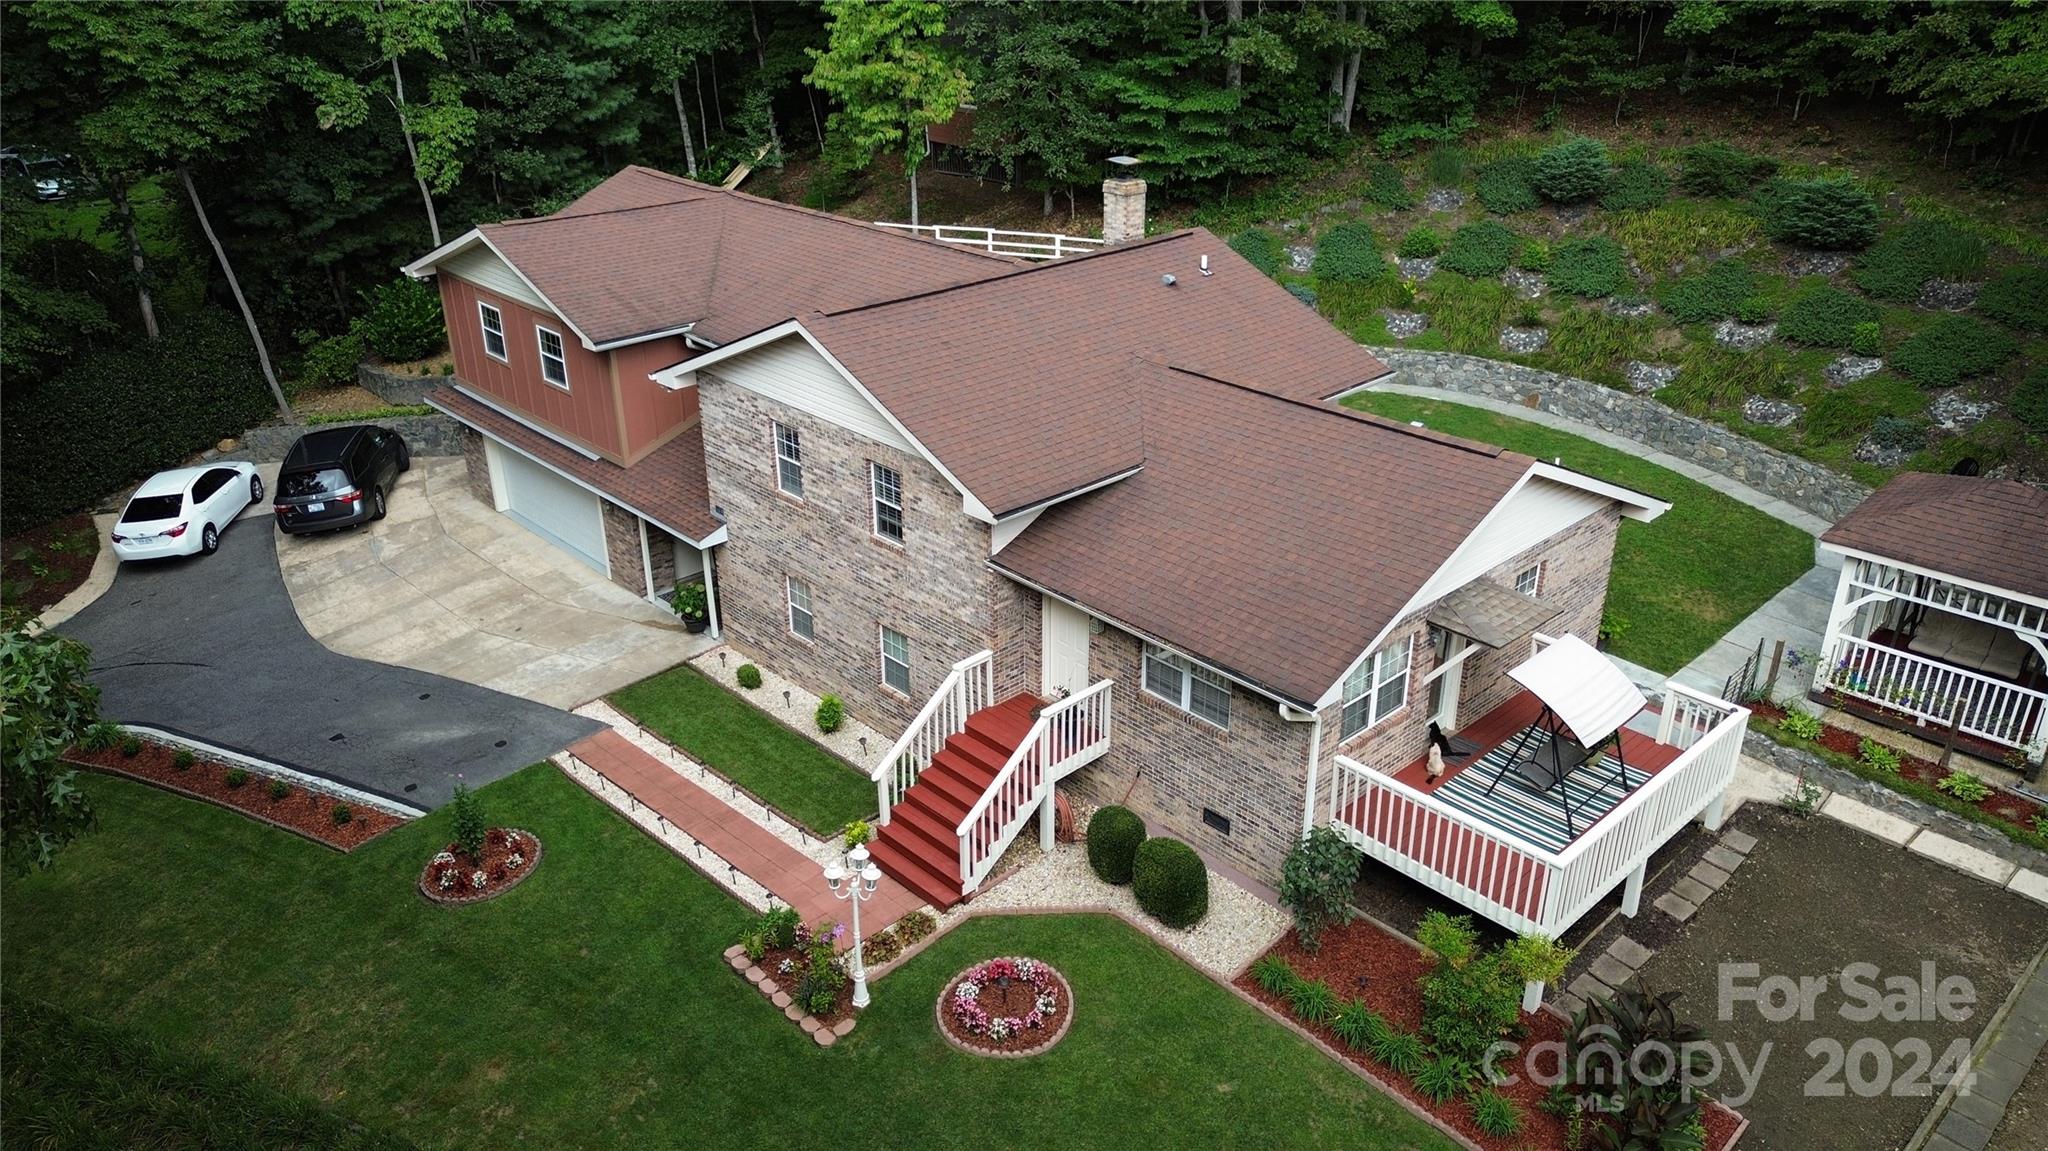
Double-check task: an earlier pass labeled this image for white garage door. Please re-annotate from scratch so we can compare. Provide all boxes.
[493,444,607,573]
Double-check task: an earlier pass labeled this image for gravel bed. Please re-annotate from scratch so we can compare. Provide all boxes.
[1823,354,1883,386]
[1384,309,1429,337]
[1712,319,1777,350]
[1930,390,1996,430]
[1853,437,1911,467]
[1606,295,1656,318]
[1499,325,1549,353]
[688,645,888,773]
[1741,395,1804,427]
[1918,278,1981,310]
[1501,267,1546,298]
[1423,187,1465,212]
[1393,255,1436,281]
[1286,243,1314,272]
[1784,250,1851,277]
[1623,360,1680,394]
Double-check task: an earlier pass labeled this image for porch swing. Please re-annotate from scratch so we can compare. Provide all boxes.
[1481,634,1649,838]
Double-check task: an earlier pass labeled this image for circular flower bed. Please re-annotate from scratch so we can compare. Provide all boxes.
[936,956,1073,1057]
[417,828,543,905]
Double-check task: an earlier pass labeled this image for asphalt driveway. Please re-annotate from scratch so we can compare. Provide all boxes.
[58,513,599,810]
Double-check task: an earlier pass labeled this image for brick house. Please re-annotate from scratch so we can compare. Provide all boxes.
[407,167,1754,948]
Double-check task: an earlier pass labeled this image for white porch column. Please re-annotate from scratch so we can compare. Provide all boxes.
[1040,782,1056,851]
[1621,861,1647,917]
[1522,979,1546,1014]
[1702,790,1728,832]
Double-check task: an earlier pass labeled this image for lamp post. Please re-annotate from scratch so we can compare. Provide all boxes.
[824,843,882,1009]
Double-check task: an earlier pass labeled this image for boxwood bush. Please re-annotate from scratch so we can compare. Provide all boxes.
[1132,836,1209,928]
[1977,266,2048,333]
[1086,805,1147,885]
[1891,316,2019,388]
[1311,221,1387,284]
[1853,220,1988,302]
[1778,285,1881,348]
[1532,137,1612,203]
[1475,155,1538,215]
[735,663,763,689]
[1678,141,1779,198]
[2012,365,2048,433]
[1228,228,1283,277]
[1398,228,1442,259]
[1657,259,1753,324]
[1759,178,1880,250]
[1548,236,1628,298]
[1601,161,1669,211]
[1439,220,1519,277]
[814,694,844,733]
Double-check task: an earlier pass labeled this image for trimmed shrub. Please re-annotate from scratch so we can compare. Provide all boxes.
[1311,221,1387,284]
[358,277,445,362]
[224,767,249,789]
[331,802,353,825]
[814,694,844,733]
[1891,316,2019,388]
[171,749,195,770]
[118,735,142,759]
[1475,155,1538,215]
[1678,141,1779,198]
[1085,804,1146,885]
[1228,228,1283,277]
[1132,836,1209,928]
[1548,236,1628,298]
[1532,137,1611,203]
[2012,366,2048,433]
[449,782,487,857]
[1398,228,1442,259]
[1362,162,1415,210]
[1658,259,1753,324]
[1439,221,1518,277]
[1851,321,1883,356]
[1977,266,2048,333]
[1737,296,1772,324]
[268,778,292,801]
[1759,178,1879,250]
[1279,826,1363,952]
[1778,285,1880,348]
[1854,220,1989,302]
[735,663,763,689]
[1600,161,1668,211]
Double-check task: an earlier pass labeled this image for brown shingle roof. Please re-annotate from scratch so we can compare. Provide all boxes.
[801,230,1395,515]
[1822,473,2048,600]
[475,167,1010,347]
[425,386,719,542]
[993,364,1534,706]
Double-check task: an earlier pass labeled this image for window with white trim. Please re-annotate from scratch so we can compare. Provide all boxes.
[880,626,911,694]
[1341,636,1412,739]
[1141,643,1231,728]
[478,302,507,361]
[773,422,804,498]
[871,462,903,543]
[1514,563,1542,597]
[786,576,814,640]
[536,325,569,389]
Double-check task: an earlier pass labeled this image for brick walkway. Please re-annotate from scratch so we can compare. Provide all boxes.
[565,728,925,941]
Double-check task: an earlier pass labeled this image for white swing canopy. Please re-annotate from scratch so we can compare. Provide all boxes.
[1507,634,1647,748]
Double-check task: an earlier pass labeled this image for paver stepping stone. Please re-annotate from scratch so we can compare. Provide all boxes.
[1607,935,1653,968]
[1671,876,1714,904]
[1590,954,1636,987]
[1653,891,1698,921]
[1702,844,1746,872]
[1687,860,1731,890]
[1720,829,1757,854]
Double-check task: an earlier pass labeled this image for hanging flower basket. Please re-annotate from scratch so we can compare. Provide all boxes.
[935,956,1073,1057]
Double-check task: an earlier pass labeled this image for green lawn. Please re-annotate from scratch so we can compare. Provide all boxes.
[609,664,875,835]
[1345,392,1813,674]
[1,770,1455,1151]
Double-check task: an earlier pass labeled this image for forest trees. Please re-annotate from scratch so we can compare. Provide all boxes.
[805,0,968,226]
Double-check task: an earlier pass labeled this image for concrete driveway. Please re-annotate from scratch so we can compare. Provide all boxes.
[277,456,709,709]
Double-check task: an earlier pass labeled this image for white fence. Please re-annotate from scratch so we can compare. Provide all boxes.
[1819,634,2048,754]
[872,222,1103,260]
[873,649,994,824]
[957,680,1114,894]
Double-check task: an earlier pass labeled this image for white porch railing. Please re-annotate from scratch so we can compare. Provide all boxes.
[872,221,1104,260]
[873,650,994,825]
[1819,634,2048,755]
[1327,682,1749,938]
[957,679,1114,894]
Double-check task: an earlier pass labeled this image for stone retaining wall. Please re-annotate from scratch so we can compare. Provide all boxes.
[239,414,462,461]
[355,361,443,405]
[1369,349,1871,524]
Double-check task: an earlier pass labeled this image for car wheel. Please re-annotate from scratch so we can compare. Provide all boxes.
[201,524,219,555]
[372,487,388,521]
[397,441,412,472]
[249,474,265,508]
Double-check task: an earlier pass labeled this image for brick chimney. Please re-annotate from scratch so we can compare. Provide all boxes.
[1102,175,1146,244]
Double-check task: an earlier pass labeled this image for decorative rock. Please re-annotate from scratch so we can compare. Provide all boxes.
[1286,243,1314,273]
[832,1018,856,1037]
[799,1013,821,1032]
[744,965,766,984]
[728,953,752,972]
[216,438,239,453]
[1499,326,1549,353]
[814,1027,837,1048]
[1713,319,1777,351]
[1918,279,1981,311]
[1395,255,1436,281]
[1606,295,1656,318]
[1742,395,1804,427]
[1853,437,1910,468]
[1384,310,1430,338]
[1424,187,1465,212]
[1623,361,1680,394]
[1502,268,1547,299]
[772,990,792,1008]
[1784,250,1850,277]
[1930,391,1995,431]
[1823,355,1884,387]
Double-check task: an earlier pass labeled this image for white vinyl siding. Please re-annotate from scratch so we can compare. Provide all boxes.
[871,462,904,544]
[1407,478,1605,608]
[441,245,550,311]
[880,626,911,694]
[787,576,815,640]
[710,336,915,452]
[478,302,507,361]
[1142,644,1230,728]
[773,421,804,498]
[1342,636,1413,739]
[536,325,569,389]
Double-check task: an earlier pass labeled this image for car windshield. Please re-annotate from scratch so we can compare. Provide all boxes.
[281,468,349,498]
[120,494,184,523]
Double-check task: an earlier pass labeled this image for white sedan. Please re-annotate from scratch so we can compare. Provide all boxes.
[111,463,265,561]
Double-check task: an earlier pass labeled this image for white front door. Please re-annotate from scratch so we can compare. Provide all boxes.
[1042,598,1091,698]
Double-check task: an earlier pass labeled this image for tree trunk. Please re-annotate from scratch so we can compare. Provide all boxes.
[1338,4,1366,133]
[1224,0,1242,90]
[390,58,442,248]
[807,87,826,147]
[1043,187,1054,217]
[179,164,292,424]
[709,52,725,136]
[672,75,699,177]
[1327,1,1346,125]
[908,163,920,227]
[695,61,711,149]
[108,178,159,340]
[749,3,782,153]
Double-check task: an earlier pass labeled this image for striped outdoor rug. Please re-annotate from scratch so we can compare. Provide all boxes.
[1430,725,1652,854]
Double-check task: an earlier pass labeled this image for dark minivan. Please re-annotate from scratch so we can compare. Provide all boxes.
[273,425,410,534]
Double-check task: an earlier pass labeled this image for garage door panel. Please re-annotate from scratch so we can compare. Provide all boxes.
[494,446,607,573]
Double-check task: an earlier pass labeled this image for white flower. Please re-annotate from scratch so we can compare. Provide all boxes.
[437,871,454,890]
[470,870,488,890]
[954,980,981,1001]
[507,852,524,869]
[1036,993,1058,1014]
[433,851,455,865]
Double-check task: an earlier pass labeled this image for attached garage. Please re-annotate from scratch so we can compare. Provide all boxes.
[486,440,608,574]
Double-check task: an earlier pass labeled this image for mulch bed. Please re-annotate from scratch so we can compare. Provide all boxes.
[936,957,1073,1057]
[4,513,101,614]
[1236,917,1743,1151]
[65,739,403,850]
[736,939,857,1030]
[1753,700,2045,829]
[417,828,543,905]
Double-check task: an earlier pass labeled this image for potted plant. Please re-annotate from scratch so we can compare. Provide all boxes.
[670,581,710,633]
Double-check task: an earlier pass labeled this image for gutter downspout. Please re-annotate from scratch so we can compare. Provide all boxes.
[1280,702,1323,838]
[701,544,723,640]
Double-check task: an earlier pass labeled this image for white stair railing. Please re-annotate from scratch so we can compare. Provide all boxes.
[956,680,1114,894]
[873,650,994,824]
[871,221,1104,260]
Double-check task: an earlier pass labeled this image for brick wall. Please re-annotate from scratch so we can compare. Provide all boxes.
[991,579,1042,700]
[699,372,999,733]
[459,427,494,507]
[600,500,645,596]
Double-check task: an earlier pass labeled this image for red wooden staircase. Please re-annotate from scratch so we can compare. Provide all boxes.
[868,693,1041,908]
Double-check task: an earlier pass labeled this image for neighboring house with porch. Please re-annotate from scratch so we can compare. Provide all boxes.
[401,165,1755,957]
[1815,473,2048,777]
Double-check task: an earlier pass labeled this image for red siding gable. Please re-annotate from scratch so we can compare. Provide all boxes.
[439,274,621,458]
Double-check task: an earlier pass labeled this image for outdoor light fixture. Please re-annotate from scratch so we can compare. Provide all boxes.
[825,843,882,1008]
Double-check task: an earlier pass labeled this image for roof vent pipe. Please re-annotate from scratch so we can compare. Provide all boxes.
[1200,254,1212,276]
[1161,274,1177,287]
[1103,155,1146,245]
